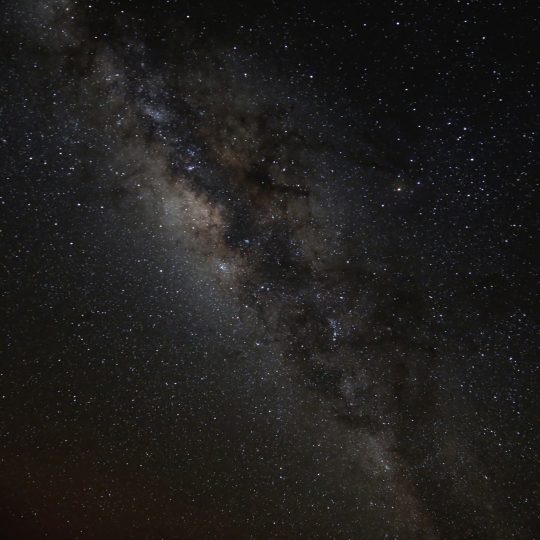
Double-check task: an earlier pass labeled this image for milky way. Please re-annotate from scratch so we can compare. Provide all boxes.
[1,1,537,538]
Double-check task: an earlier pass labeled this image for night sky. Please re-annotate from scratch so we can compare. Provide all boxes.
[1,1,538,538]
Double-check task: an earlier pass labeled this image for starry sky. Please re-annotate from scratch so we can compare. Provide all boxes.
[0,1,538,538]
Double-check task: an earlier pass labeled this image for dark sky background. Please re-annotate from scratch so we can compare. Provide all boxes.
[0,1,538,538]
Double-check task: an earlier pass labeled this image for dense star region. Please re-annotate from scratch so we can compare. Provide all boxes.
[1,1,538,538]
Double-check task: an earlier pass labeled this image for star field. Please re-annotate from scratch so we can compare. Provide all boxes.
[0,1,538,538]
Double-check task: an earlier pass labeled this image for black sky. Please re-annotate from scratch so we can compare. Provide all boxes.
[0,1,538,538]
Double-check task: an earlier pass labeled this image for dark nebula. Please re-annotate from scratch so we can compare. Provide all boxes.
[1,1,538,538]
